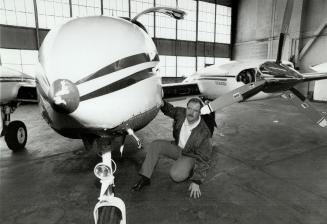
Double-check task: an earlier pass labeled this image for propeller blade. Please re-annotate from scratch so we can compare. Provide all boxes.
[276,0,295,63]
[281,88,327,127]
[201,80,266,114]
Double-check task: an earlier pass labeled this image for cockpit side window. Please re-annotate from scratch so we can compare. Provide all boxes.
[236,69,256,84]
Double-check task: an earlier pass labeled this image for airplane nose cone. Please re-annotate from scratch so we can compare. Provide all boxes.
[49,79,80,114]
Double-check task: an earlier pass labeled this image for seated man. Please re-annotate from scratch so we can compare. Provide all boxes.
[132,98,215,199]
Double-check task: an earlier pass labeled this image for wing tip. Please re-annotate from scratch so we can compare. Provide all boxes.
[318,117,327,127]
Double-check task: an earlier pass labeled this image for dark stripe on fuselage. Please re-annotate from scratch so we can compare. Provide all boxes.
[80,68,154,102]
[199,75,235,78]
[0,76,35,80]
[198,78,228,81]
[0,77,35,83]
[0,80,34,83]
[75,53,159,85]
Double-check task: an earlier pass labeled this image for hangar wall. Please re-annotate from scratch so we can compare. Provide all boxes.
[233,0,327,98]
[298,0,327,100]
[233,0,327,69]
[0,0,233,80]
[299,1,327,70]
[0,25,230,59]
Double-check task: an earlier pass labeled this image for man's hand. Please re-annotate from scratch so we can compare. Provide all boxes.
[188,182,201,199]
[201,104,212,115]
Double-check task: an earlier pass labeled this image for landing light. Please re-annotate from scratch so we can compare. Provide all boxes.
[94,163,112,180]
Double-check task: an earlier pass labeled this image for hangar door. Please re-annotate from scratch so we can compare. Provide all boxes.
[313,80,327,102]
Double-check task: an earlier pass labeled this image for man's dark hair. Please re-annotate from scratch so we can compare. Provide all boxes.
[187,98,204,108]
[188,97,217,137]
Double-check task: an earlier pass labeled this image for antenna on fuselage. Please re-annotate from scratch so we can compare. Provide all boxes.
[132,6,186,22]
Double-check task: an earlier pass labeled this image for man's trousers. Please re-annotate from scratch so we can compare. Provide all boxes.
[139,139,195,182]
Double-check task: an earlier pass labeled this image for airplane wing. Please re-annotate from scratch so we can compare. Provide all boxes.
[0,66,38,104]
[309,62,327,73]
[300,72,327,82]
[162,82,201,100]
[200,79,327,128]
[262,73,327,83]
[297,61,327,82]
[201,80,267,114]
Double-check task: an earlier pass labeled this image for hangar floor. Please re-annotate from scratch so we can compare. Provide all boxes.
[1,98,327,224]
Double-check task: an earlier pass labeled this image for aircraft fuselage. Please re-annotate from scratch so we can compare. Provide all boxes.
[35,16,162,138]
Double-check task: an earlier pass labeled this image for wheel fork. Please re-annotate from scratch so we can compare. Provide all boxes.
[93,141,126,224]
[1,105,13,136]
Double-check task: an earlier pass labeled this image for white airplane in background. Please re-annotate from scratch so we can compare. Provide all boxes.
[181,59,295,101]
[0,66,37,150]
[164,57,327,126]
[181,60,327,101]
[164,0,327,128]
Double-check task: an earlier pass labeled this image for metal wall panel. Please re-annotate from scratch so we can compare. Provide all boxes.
[154,38,230,58]
[0,25,38,50]
[1,24,230,58]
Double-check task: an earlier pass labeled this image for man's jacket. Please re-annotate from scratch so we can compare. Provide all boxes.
[161,101,213,184]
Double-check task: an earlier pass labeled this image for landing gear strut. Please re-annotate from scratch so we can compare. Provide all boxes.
[93,137,126,224]
[1,105,27,151]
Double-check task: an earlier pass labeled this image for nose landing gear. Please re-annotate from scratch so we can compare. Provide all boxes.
[93,137,126,224]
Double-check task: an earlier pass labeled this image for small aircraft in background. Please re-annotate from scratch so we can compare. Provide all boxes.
[181,59,295,101]
[165,0,327,128]
[178,58,327,108]
[0,66,37,151]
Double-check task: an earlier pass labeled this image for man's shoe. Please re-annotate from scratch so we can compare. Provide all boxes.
[132,176,150,191]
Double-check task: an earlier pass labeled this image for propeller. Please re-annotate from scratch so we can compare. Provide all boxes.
[276,0,294,64]
[201,80,267,114]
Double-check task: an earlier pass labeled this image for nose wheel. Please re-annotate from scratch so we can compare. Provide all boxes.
[97,206,122,224]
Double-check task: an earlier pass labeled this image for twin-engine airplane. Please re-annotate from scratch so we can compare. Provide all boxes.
[0,66,37,150]
[181,59,295,101]
[165,0,327,128]
[34,6,186,224]
[176,57,327,128]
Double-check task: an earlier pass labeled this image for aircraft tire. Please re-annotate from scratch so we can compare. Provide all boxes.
[4,120,27,151]
[97,206,122,224]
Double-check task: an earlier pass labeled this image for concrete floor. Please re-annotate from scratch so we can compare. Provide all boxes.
[1,98,327,224]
